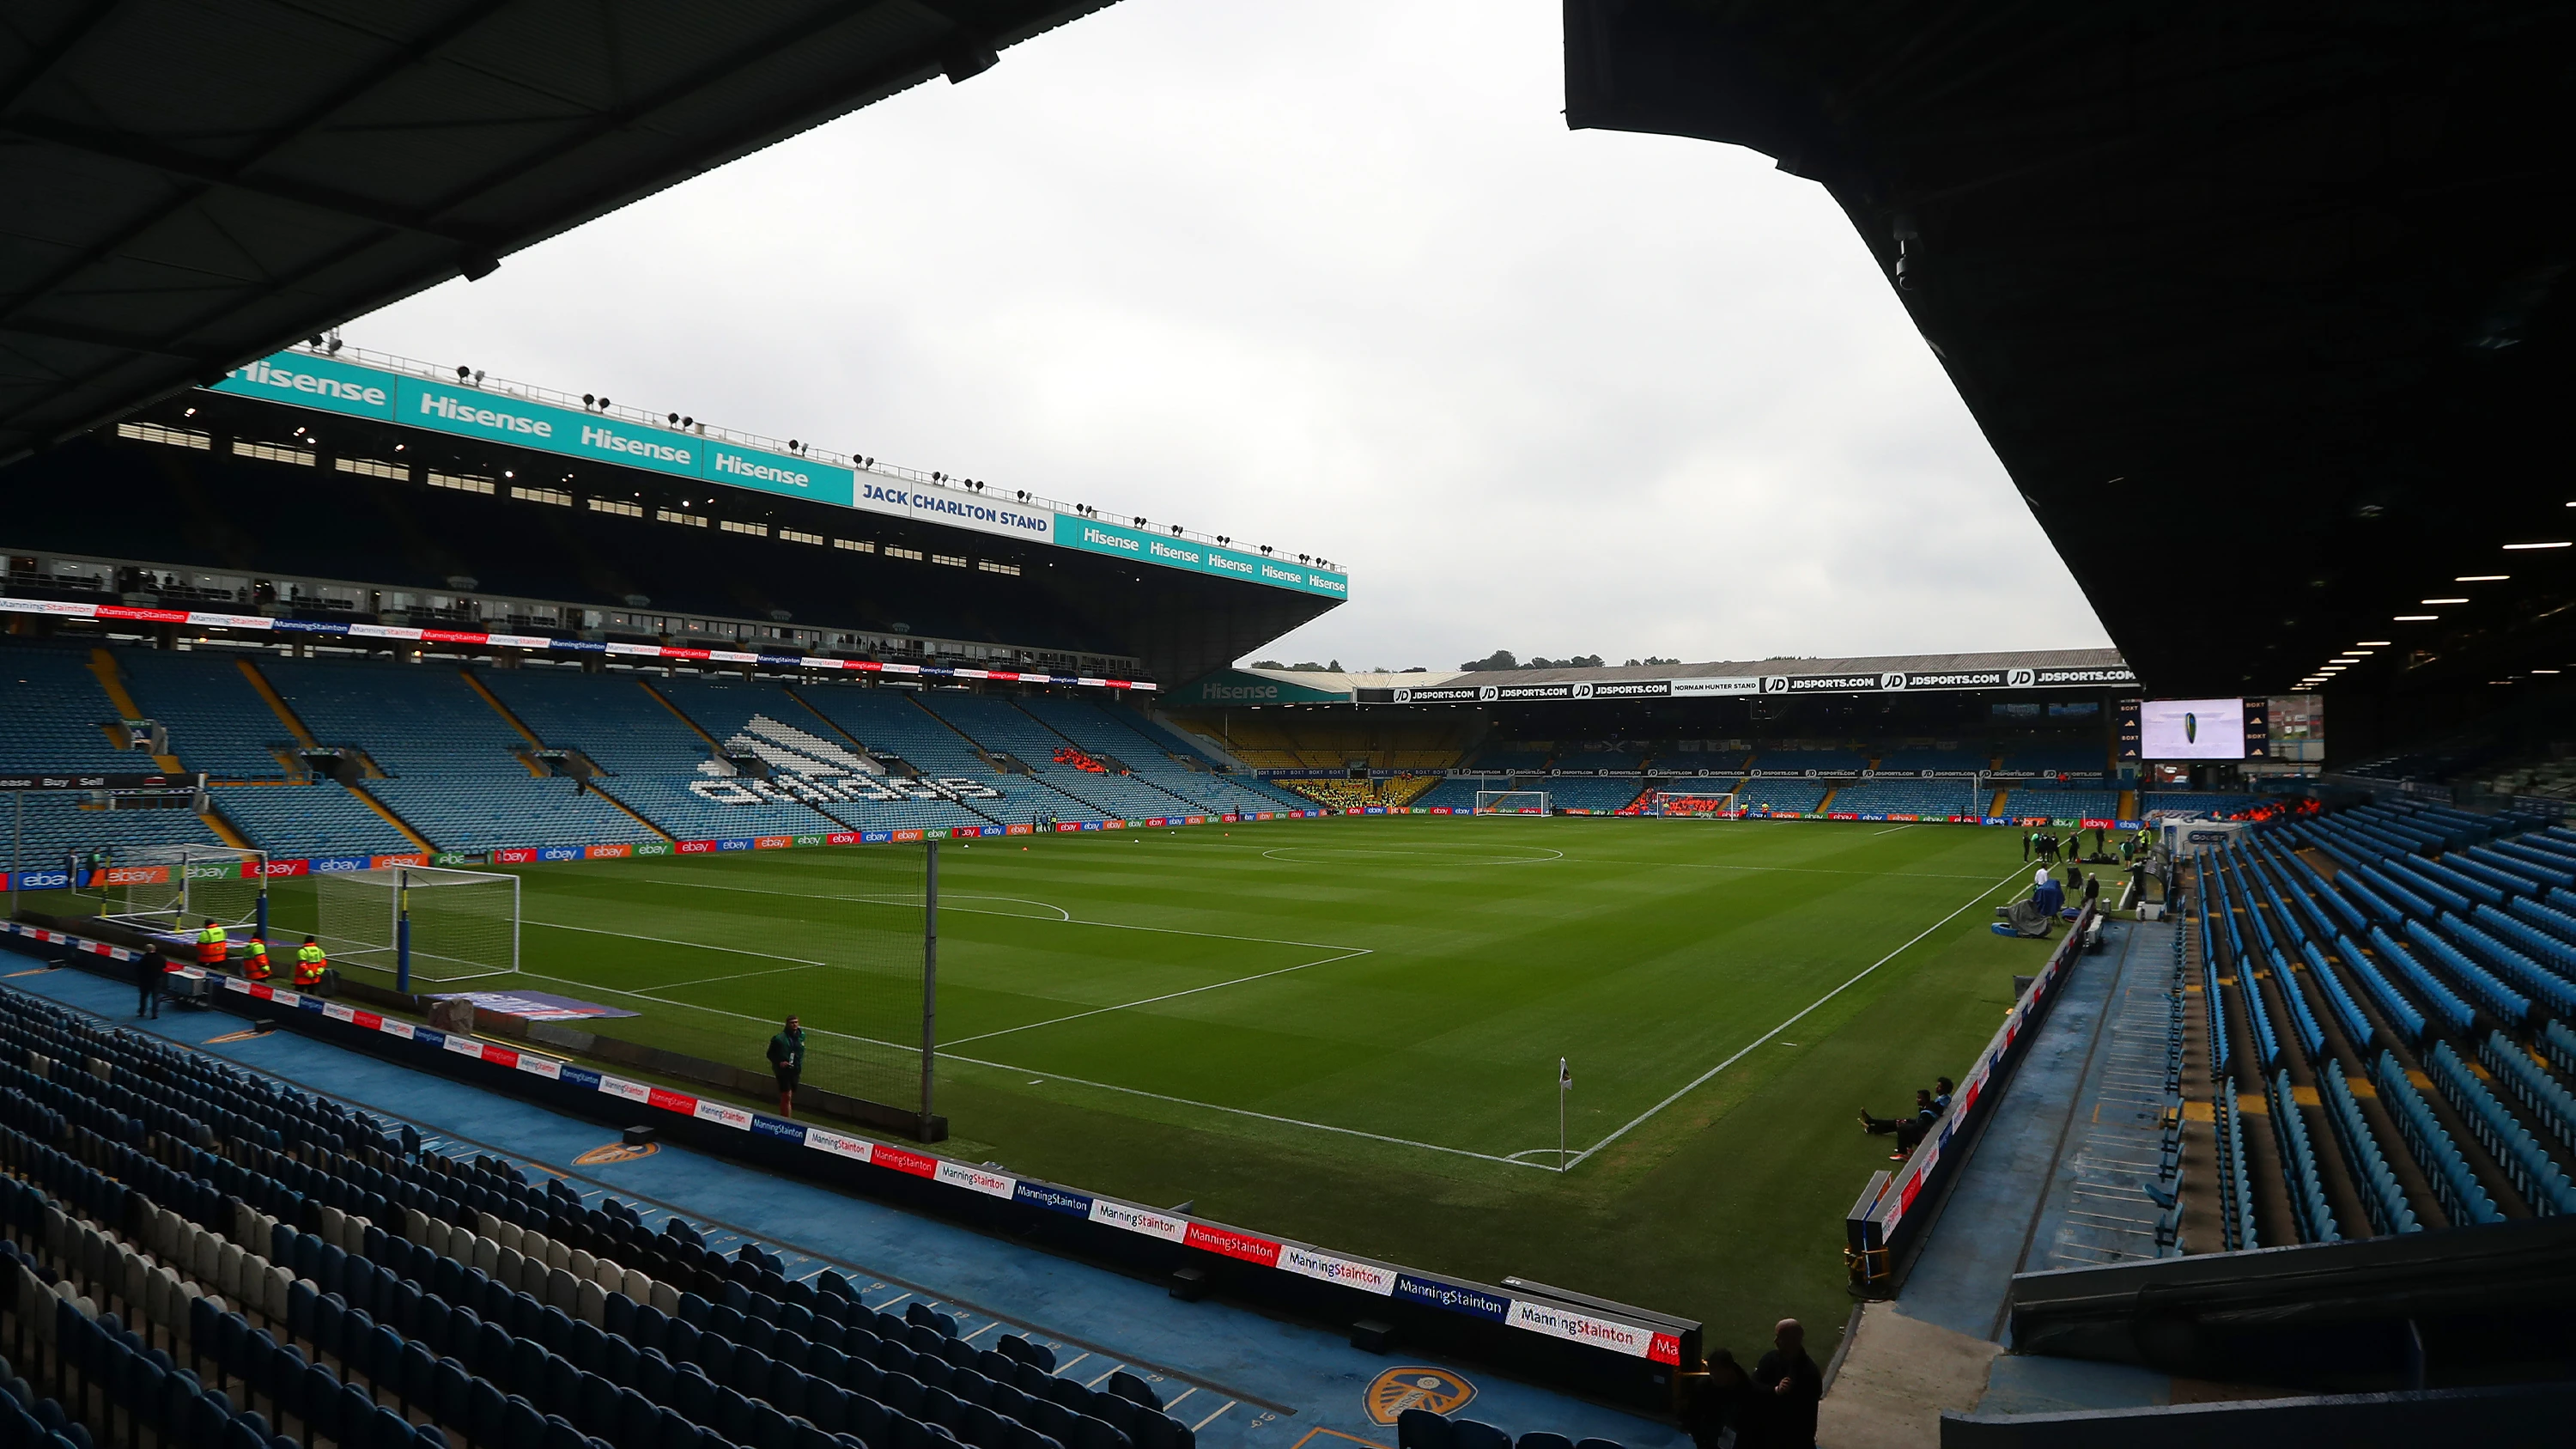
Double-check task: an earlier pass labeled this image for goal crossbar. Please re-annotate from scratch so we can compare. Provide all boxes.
[1473,789,1550,816]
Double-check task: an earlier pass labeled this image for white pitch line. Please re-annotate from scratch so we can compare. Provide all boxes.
[525,919,825,965]
[1870,825,1917,836]
[656,963,824,991]
[635,874,1364,953]
[1560,866,2027,1171]
[936,1048,1552,1170]
[940,947,1374,1048]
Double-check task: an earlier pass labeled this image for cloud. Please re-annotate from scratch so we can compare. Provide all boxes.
[356,0,2109,674]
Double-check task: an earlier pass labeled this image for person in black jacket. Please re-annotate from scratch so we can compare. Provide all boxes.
[1745,1318,1823,1448]
[1681,1349,1750,1449]
[134,944,166,1019]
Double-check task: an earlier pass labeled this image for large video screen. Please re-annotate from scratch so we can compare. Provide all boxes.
[2140,697,2246,759]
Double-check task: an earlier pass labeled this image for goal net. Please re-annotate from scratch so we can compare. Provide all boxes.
[1650,791,1740,819]
[1474,789,1551,815]
[313,866,519,985]
[94,845,266,931]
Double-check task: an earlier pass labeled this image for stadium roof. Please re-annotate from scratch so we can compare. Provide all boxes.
[1180,648,2134,706]
[1564,3,2576,700]
[0,0,1114,466]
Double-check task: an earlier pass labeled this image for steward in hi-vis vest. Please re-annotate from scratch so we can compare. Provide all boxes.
[194,920,228,969]
[294,938,326,989]
[241,936,272,981]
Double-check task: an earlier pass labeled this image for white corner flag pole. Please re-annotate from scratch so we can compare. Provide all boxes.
[1558,1056,1571,1172]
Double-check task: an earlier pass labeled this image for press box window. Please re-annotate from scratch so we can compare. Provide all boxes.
[428,472,495,496]
[933,554,967,569]
[834,539,874,553]
[885,545,924,562]
[588,498,643,518]
[657,509,708,527]
[335,457,405,481]
[720,520,769,537]
[115,422,210,450]
[234,441,316,466]
[780,528,824,545]
[977,560,1021,576]
[510,486,573,507]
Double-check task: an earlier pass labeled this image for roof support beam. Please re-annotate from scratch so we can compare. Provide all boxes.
[0,115,494,248]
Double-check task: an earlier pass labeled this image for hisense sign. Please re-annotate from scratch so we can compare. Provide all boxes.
[209,348,1347,601]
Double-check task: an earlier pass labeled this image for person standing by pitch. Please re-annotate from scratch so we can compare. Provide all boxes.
[767,1014,808,1117]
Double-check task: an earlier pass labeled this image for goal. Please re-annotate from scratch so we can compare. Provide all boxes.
[1650,791,1740,819]
[314,865,520,988]
[94,845,267,932]
[1474,789,1551,815]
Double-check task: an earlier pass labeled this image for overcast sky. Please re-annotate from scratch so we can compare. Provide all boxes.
[357,0,2110,673]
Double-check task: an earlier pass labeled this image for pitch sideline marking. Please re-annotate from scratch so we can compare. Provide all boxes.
[1257,846,1563,867]
[525,919,825,965]
[634,874,1362,953]
[933,1047,1552,1171]
[502,968,1553,1171]
[1559,865,2028,1171]
[939,947,1375,1048]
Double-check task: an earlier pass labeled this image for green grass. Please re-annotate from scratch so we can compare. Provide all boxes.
[108,815,2057,1355]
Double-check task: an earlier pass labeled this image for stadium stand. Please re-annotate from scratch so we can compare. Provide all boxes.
[206,782,416,859]
[1998,744,2107,776]
[784,684,1086,831]
[2143,791,2268,819]
[2188,807,2576,1259]
[110,647,295,778]
[0,980,1219,1449]
[912,692,1200,823]
[0,794,226,872]
[1017,698,1303,815]
[1737,780,1828,813]
[1462,745,1552,773]
[0,645,144,774]
[259,658,653,852]
[1542,778,1649,813]
[1748,746,1868,775]
[1871,746,1990,775]
[479,668,841,839]
[656,675,1006,836]
[1999,788,2123,822]
[1826,780,1983,818]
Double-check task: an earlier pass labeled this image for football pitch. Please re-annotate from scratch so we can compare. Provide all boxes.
[289,818,2057,1353]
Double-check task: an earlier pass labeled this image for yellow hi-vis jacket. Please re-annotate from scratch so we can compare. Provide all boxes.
[241,941,271,980]
[194,923,228,965]
[294,944,326,987]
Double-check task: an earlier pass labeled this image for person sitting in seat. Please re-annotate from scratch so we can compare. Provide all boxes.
[1858,1089,1938,1159]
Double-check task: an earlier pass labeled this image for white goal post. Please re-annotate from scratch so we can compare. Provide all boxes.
[1473,789,1551,815]
[315,865,519,988]
[94,844,267,931]
[1649,791,1741,819]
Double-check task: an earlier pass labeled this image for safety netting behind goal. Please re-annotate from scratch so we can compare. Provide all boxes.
[313,866,519,984]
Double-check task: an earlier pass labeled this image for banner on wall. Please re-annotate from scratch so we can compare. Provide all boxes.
[209,350,1345,600]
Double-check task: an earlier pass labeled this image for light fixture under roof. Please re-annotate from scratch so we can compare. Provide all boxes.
[2503,541,2571,550]
[2394,614,2439,621]
[2422,597,2470,604]
[2455,575,2508,582]
[2536,669,2563,675]
[2356,640,2392,646]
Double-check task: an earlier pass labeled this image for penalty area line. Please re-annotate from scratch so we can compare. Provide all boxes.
[1561,865,2027,1172]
